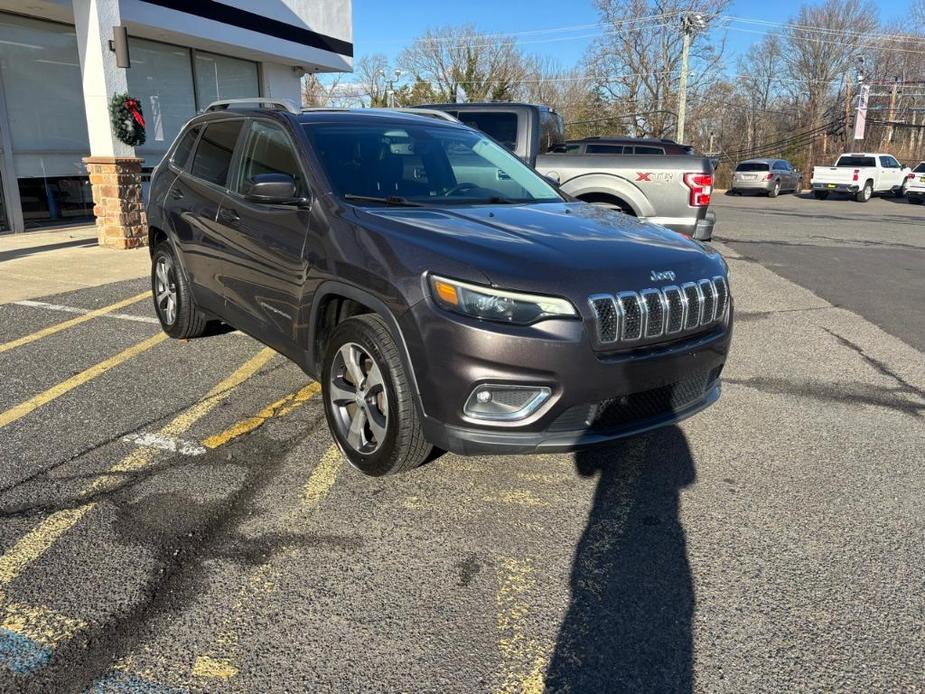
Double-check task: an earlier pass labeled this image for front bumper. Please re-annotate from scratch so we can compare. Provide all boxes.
[402,300,732,456]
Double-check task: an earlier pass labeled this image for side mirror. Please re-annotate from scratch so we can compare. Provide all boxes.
[242,173,298,204]
[543,174,560,187]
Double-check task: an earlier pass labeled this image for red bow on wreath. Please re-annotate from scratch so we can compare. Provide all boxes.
[124,97,145,128]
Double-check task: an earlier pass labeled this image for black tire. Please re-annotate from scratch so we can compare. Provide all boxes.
[908,196,924,205]
[321,314,431,476]
[151,244,208,339]
[895,180,908,198]
[768,180,780,198]
[855,181,872,202]
[813,190,829,200]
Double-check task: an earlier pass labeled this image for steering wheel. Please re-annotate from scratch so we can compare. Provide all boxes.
[444,182,481,197]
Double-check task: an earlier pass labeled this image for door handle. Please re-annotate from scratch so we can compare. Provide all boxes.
[218,208,240,224]
[169,187,184,200]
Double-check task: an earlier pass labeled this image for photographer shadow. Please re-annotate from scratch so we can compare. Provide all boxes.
[546,426,697,693]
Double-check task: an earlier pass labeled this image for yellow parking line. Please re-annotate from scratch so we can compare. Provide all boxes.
[0,332,168,431]
[0,291,149,354]
[0,347,276,590]
[201,381,321,450]
[303,445,342,506]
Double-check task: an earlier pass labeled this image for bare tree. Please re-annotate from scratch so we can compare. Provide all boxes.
[586,0,731,138]
[355,54,392,107]
[301,73,344,107]
[397,25,529,102]
[782,0,878,168]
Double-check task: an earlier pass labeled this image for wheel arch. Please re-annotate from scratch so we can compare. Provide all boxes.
[556,172,655,217]
[307,281,424,411]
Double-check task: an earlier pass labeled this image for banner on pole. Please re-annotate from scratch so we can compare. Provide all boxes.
[854,84,870,140]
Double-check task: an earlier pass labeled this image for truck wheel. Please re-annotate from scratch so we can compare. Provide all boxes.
[768,180,780,198]
[151,244,208,339]
[909,196,923,205]
[855,181,872,202]
[813,190,829,200]
[321,314,431,476]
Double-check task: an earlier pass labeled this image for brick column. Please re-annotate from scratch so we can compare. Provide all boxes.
[83,156,147,249]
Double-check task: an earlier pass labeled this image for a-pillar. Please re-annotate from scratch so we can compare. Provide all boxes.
[73,0,146,249]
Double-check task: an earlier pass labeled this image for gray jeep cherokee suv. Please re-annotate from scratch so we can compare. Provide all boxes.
[147,102,733,476]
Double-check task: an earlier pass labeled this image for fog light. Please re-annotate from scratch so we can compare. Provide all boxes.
[464,384,551,422]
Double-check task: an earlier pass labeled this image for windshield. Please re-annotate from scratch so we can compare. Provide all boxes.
[736,162,769,172]
[836,156,876,167]
[303,122,561,205]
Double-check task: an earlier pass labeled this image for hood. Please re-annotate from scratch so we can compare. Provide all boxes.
[361,202,725,296]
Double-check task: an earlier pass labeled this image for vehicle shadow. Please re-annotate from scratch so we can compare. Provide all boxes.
[545,425,696,693]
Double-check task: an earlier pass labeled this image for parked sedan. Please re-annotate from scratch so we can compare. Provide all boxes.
[730,158,801,197]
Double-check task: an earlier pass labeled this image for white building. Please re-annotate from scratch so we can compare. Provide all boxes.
[0,0,352,234]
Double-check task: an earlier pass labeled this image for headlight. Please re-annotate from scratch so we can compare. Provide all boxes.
[429,274,577,325]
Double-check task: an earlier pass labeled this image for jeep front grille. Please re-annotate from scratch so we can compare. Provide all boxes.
[588,276,729,347]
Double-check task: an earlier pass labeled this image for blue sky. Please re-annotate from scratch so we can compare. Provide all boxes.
[353,0,909,68]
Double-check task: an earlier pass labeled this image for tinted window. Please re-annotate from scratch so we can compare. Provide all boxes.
[773,161,786,170]
[539,110,565,152]
[836,156,876,167]
[632,145,664,155]
[455,112,519,151]
[586,144,624,154]
[914,162,925,173]
[880,156,900,168]
[236,121,304,195]
[171,126,200,170]
[190,120,244,186]
[736,162,770,172]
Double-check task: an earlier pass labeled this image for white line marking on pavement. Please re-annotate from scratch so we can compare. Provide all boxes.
[14,299,248,335]
[14,300,160,325]
[122,432,207,456]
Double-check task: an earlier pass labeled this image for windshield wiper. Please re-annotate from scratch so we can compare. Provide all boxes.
[343,194,425,207]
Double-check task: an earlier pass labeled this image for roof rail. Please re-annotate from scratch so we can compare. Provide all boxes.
[204,98,299,114]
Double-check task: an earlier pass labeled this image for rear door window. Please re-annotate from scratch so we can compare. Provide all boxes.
[190,120,244,187]
[586,144,624,154]
[170,126,201,170]
[632,145,664,155]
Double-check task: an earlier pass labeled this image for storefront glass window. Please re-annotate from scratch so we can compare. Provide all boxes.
[0,14,93,226]
[126,38,197,167]
[195,51,259,107]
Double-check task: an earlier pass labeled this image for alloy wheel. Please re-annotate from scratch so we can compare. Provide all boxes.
[154,255,178,326]
[328,342,389,454]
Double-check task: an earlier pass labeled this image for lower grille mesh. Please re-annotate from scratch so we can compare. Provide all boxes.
[546,366,723,434]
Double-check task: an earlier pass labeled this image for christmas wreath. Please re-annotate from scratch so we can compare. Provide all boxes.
[109,92,146,147]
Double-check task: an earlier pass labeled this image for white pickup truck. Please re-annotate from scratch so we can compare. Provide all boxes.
[811,153,912,202]
[906,161,925,205]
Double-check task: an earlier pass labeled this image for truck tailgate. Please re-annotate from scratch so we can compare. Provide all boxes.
[813,167,860,184]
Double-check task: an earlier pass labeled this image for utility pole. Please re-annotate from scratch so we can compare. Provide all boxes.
[676,13,706,144]
[885,76,900,144]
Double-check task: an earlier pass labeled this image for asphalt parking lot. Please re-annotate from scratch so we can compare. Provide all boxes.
[0,193,923,692]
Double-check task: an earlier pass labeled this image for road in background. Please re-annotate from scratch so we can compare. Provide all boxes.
[714,191,925,352]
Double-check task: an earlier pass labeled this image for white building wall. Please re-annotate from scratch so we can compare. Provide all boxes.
[260,63,303,108]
